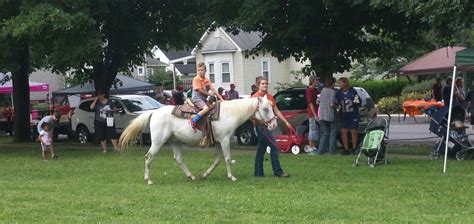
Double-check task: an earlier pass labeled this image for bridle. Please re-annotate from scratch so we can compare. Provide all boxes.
[253,99,277,128]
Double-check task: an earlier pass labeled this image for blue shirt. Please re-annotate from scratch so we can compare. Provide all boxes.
[336,87,360,115]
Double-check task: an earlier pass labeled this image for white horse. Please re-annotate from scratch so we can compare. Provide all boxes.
[119,96,277,185]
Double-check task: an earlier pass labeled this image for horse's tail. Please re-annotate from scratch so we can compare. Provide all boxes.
[119,110,154,151]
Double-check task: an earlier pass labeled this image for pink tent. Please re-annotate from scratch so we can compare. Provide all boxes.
[0,72,49,94]
[398,46,466,75]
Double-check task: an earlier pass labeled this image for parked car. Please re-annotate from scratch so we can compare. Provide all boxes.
[71,94,162,143]
[235,87,377,146]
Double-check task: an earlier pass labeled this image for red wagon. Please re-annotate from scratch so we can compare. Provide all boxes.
[268,126,308,155]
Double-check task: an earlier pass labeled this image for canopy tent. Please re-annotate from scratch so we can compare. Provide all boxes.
[443,48,474,173]
[0,72,49,94]
[52,74,155,97]
[398,46,466,75]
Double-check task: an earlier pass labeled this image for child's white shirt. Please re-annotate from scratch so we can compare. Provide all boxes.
[39,130,51,145]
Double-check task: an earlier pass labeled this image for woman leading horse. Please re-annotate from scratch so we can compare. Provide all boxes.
[119,96,277,185]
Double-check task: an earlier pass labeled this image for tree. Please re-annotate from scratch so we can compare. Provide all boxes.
[44,0,209,96]
[147,67,181,90]
[0,1,95,142]
[215,0,473,81]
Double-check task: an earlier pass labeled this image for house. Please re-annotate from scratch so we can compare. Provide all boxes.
[192,27,307,95]
[152,47,196,89]
[131,56,167,81]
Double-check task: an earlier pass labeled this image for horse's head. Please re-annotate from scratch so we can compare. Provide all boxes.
[255,96,278,130]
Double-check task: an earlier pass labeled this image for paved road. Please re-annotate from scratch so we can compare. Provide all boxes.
[383,114,474,146]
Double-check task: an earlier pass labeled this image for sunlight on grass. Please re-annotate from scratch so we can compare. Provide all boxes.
[0,139,473,223]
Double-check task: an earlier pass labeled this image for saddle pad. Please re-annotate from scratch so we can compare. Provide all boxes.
[171,102,220,121]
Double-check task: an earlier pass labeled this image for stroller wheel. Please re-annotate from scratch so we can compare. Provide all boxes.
[456,151,465,161]
[429,151,439,160]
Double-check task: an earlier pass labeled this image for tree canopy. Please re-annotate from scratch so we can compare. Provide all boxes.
[214,0,474,80]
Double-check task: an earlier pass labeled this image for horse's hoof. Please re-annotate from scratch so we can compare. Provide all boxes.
[147,180,153,185]
[188,175,196,181]
[229,176,237,181]
[201,173,208,179]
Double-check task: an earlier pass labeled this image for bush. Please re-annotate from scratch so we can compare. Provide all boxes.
[401,79,434,95]
[377,91,432,114]
[349,79,409,103]
[377,96,402,114]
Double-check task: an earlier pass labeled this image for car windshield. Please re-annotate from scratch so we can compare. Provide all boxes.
[121,97,161,112]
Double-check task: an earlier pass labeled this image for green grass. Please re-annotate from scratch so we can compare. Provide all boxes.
[1,139,474,223]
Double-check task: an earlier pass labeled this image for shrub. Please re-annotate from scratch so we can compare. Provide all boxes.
[377,91,432,114]
[401,79,434,95]
[377,96,402,114]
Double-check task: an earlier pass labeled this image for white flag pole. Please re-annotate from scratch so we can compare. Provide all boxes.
[443,66,457,173]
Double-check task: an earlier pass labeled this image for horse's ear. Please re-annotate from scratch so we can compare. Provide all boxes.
[263,94,268,100]
[257,97,263,103]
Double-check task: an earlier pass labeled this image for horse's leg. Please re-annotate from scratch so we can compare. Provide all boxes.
[170,143,196,181]
[202,142,222,179]
[220,138,237,181]
[144,143,163,185]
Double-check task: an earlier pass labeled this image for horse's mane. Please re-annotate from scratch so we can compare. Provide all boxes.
[219,98,258,123]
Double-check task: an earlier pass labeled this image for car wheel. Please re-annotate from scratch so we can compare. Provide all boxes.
[76,125,89,144]
[236,123,257,145]
[290,145,301,155]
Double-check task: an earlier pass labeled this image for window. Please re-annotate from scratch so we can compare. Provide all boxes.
[261,59,270,81]
[222,62,230,83]
[147,68,153,76]
[274,91,307,111]
[138,67,144,75]
[79,100,94,112]
[208,63,215,83]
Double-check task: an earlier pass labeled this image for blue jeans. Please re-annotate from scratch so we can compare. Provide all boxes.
[255,125,284,177]
[318,120,337,155]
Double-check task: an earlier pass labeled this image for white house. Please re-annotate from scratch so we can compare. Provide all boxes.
[192,27,307,95]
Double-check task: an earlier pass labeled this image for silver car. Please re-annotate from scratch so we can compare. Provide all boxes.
[71,94,162,143]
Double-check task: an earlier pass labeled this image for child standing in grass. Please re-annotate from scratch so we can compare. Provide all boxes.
[39,123,55,161]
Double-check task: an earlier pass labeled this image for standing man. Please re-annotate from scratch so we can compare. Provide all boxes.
[226,83,240,100]
[37,110,61,159]
[252,76,291,178]
[336,78,361,155]
[432,78,443,102]
[306,75,320,154]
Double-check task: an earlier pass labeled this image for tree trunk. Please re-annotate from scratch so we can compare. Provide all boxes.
[12,43,31,143]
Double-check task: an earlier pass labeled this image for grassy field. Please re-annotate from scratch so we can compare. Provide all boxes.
[1,138,473,223]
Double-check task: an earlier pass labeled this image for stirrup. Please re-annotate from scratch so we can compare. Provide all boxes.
[189,118,198,132]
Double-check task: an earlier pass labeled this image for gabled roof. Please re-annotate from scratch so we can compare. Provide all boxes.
[201,37,238,53]
[163,49,193,61]
[145,57,167,67]
[226,30,262,51]
[175,64,196,75]
[192,27,263,54]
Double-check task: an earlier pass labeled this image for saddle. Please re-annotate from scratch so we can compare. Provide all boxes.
[171,98,221,148]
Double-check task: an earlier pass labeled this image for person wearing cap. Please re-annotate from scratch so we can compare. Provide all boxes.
[226,83,240,100]
[306,75,320,154]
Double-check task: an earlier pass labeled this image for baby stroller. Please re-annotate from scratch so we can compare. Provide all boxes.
[429,105,474,161]
[353,115,390,168]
